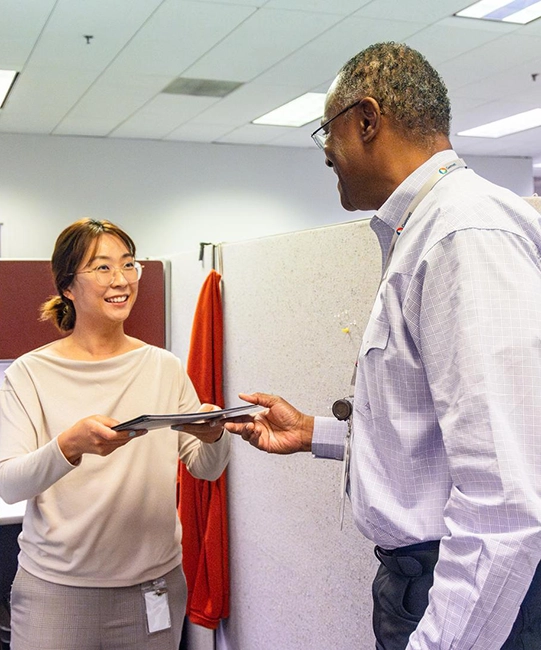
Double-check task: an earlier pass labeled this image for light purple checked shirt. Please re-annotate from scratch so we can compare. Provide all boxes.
[312,150,541,649]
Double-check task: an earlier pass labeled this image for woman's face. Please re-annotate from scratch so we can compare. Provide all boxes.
[63,234,139,330]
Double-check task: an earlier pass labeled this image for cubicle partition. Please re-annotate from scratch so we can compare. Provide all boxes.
[170,218,381,650]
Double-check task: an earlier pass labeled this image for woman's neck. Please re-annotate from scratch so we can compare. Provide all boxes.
[54,325,144,361]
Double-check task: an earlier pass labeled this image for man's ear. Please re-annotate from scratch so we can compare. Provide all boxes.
[357,97,381,143]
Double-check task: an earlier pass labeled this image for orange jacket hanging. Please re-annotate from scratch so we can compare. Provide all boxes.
[177,268,230,629]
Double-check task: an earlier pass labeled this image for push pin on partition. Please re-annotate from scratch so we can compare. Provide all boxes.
[335,310,357,335]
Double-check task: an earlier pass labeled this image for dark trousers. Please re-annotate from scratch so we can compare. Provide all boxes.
[372,541,541,650]
[0,524,22,650]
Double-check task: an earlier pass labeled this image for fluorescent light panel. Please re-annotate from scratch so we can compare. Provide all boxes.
[253,92,326,127]
[455,0,541,24]
[0,70,17,108]
[457,108,541,138]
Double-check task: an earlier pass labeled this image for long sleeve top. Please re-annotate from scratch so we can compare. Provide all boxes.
[312,150,541,649]
[0,343,230,587]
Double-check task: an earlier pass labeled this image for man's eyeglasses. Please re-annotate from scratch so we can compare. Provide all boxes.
[311,99,362,150]
[74,261,144,287]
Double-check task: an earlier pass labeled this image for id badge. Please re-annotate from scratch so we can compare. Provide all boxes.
[339,427,351,530]
[142,578,171,634]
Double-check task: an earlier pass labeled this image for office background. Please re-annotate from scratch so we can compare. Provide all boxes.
[2,1,541,649]
[0,133,534,260]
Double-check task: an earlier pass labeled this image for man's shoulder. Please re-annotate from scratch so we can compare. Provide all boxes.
[431,170,541,239]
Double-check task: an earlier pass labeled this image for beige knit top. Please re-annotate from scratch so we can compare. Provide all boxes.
[0,343,230,587]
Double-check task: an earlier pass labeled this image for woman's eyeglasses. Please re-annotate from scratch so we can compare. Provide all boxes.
[74,261,144,286]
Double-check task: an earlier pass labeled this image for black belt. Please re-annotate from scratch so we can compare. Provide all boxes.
[374,540,440,578]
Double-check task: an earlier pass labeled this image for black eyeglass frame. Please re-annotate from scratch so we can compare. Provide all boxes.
[311,99,362,150]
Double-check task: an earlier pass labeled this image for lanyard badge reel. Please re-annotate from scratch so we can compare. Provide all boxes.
[332,397,353,530]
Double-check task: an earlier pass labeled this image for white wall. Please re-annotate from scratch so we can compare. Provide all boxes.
[0,132,534,260]
[463,154,533,197]
[0,133,351,259]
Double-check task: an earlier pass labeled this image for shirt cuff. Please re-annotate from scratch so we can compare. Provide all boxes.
[311,416,348,461]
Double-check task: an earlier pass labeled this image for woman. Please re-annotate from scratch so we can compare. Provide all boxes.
[0,218,230,650]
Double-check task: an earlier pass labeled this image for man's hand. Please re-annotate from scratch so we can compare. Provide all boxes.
[223,393,314,454]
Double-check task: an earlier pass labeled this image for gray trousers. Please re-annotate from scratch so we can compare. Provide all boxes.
[10,565,187,650]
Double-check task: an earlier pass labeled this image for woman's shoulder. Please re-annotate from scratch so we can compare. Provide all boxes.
[134,343,185,368]
[8,341,60,367]
[3,342,62,388]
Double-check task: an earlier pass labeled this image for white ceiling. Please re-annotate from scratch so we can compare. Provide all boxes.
[2,0,541,162]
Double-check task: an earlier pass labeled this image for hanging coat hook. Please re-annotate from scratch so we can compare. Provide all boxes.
[199,242,213,262]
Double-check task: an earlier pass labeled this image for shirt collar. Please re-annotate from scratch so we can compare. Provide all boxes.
[370,149,459,264]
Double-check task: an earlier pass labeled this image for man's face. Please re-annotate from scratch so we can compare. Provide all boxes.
[320,79,380,213]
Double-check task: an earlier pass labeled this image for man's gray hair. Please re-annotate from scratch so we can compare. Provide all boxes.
[335,42,451,140]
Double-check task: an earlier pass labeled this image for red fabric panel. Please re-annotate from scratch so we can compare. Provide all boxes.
[178,269,230,629]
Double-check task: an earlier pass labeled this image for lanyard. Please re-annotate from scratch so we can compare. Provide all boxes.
[336,158,467,528]
[381,158,467,282]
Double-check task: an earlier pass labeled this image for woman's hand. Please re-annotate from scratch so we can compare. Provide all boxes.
[58,415,148,465]
[172,403,225,443]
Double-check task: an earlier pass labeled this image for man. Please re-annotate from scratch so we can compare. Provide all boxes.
[224,43,541,649]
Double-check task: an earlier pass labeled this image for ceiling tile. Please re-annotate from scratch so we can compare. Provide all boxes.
[0,67,101,133]
[104,1,257,77]
[52,76,172,135]
[405,20,512,66]
[452,59,541,107]
[353,0,482,23]
[264,0,372,13]
[0,0,57,69]
[437,32,541,91]
[189,0,265,5]
[20,0,166,70]
[183,7,345,82]
[0,0,540,159]
[254,16,426,88]
[188,83,309,127]
[109,93,220,139]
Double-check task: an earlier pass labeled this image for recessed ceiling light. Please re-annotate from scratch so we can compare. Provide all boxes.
[0,70,18,108]
[455,0,541,24]
[457,108,541,138]
[253,92,326,127]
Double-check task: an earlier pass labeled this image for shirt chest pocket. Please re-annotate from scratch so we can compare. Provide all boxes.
[361,316,390,356]
[358,315,391,421]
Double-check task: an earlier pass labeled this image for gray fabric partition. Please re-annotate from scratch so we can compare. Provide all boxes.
[170,219,382,650]
[219,219,380,650]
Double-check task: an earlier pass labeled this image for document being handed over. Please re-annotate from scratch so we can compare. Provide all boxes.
[113,404,261,431]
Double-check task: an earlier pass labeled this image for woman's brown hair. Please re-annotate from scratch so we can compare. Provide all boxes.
[40,218,137,332]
